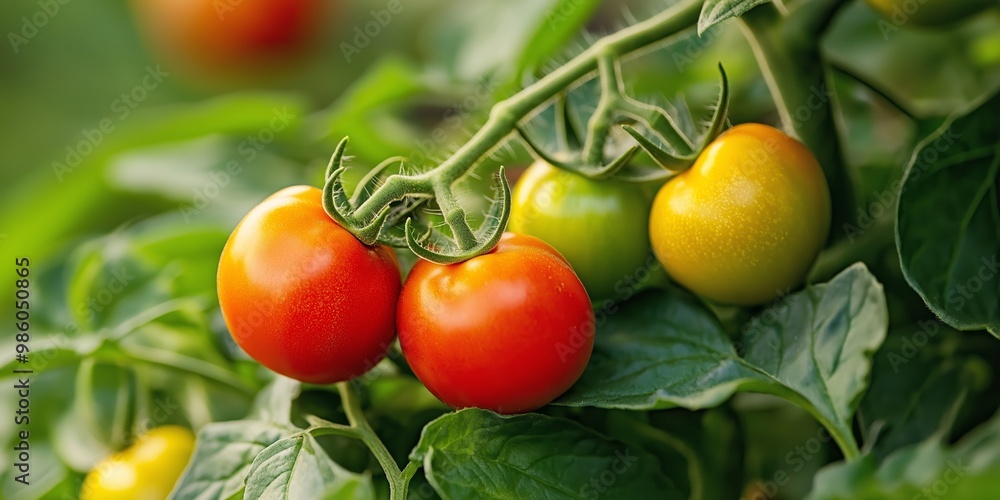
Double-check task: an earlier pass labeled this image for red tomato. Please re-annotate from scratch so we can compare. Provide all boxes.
[397,233,594,414]
[131,0,325,74]
[217,186,401,384]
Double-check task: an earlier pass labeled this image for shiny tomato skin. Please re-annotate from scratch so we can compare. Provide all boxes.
[217,186,401,384]
[649,123,831,305]
[397,233,594,414]
[509,160,653,301]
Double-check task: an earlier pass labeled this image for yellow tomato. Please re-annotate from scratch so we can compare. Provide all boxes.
[649,124,831,305]
[81,426,196,500]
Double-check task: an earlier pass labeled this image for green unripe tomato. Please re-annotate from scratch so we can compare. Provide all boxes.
[649,124,831,305]
[510,160,653,301]
[864,0,994,28]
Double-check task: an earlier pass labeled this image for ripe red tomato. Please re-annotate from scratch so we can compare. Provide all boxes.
[217,186,401,384]
[131,0,325,74]
[397,233,594,414]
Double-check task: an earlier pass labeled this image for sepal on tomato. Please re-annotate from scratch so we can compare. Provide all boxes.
[404,167,511,264]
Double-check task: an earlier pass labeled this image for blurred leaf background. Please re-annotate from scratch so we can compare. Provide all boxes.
[0,0,998,498]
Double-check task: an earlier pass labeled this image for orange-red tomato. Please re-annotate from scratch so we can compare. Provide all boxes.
[131,0,325,74]
[397,233,594,414]
[217,186,401,384]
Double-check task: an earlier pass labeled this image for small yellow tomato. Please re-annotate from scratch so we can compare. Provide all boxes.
[649,124,831,305]
[81,426,196,500]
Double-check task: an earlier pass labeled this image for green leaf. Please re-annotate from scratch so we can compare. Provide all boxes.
[741,264,888,457]
[514,0,603,78]
[0,441,70,500]
[858,323,988,460]
[896,91,1000,338]
[411,409,681,498]
[248,376,302,425]
[0,93,306,270]
[243,433,374,500]
[312,57,428,165]
[808,409,1000,499]
[0,333,101,376]
[559,264,887,459]
[556,287,768,409]
[698,0,772,34]
[427,0,591,82]
[170,421,294,500]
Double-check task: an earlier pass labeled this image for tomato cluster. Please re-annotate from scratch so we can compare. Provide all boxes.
[217,123,830,413]
[218,191,593,413]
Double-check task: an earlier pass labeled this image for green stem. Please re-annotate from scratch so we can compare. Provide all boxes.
[75,359,107,447]
[109,298,205,341]
[110,362,131,446]
[336,382,417,500]
[120,344,254,396]
[739,2,855,241]
[631,421,705,500]
[437,0,702,182]
[829,63,917,121]
[807,208,895,284]
[351,0,703,224]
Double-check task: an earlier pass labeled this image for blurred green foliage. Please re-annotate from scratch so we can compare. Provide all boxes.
[0,0,998,498]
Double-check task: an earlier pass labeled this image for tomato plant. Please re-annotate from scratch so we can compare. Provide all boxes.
[397,232,594,414]
[80,426,195,500]
[510,160,653,301]
[649,123,831,305]
[217,185,401,384]
[7,0,1000,499]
